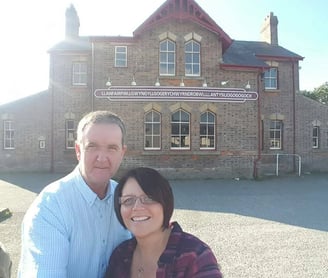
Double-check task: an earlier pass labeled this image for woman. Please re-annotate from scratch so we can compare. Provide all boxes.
[105,167,222,277]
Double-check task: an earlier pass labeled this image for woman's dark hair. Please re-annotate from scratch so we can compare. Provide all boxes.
[114,167,174,230]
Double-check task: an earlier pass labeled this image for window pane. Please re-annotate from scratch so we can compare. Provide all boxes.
[208,125,214,134]
[171,123,179,134]
[145,123,152,134]
[159,64,166,74]
[145,136,151,147]
[185,64,192,74]
[160,41,166,51]
[193,43,200,52]
[167,41,175,51]
[180,111,189,122]
[153,113,160,122]
[160,53,166,61]
[168,64,175,74]
[193,54,200,63]
[200,113,207,122]
[145,113,152,122]
[208,113,215,122]
[193,65,199,74]
[185,42,192,52]
[185,53,192,63]
[153,124,160,134]
[171,112,180,122]
[181,124,189,135]
[153,136,160,147]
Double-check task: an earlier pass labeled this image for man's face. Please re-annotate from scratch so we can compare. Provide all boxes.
[75,123,127,191]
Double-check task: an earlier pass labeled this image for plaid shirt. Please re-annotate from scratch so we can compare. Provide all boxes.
[105,221,222,277]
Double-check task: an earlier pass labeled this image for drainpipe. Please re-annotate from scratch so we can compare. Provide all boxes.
[292,61,296,170]
[91,41,95,111]
[253,71,263,179]
[50,55,55,173]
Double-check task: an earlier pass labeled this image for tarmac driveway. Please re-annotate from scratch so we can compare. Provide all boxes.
[1,172,328,277]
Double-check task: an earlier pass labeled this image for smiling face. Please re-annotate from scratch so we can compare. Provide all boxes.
[75,123,126,196]
[120,177,164,238]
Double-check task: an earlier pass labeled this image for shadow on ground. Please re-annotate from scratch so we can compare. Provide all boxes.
[1,172,327,232]
[0,172,67,193]
[172,174,328,232]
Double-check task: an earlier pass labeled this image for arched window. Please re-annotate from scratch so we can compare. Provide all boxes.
[200,111,216,149]
[185,40,200,76]
[171,109,190,149]
[144,110,161,150]
[159,39,175,75]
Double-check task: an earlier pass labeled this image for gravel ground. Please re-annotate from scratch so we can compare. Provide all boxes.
[1,172,328,277]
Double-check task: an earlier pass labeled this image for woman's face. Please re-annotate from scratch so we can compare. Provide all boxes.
[120,177,164,238]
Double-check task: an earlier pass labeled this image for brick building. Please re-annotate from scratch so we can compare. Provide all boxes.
[1,0,328,179]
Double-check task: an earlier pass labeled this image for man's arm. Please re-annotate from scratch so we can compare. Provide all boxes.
[18,194,70,278]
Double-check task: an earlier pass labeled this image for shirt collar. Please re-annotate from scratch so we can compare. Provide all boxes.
[73,166,113,206]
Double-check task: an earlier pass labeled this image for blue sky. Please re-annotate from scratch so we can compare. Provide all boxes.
[0,0,327,104]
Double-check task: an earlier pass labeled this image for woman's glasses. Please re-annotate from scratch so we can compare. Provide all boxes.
[119,195,157,207]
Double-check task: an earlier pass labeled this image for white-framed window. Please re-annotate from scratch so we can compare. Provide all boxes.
[3,120,14,149]
[144,110,161,150]
[66,120,75,149]
[200,111,215,149]
[185,40,200,76]
[159,40,175,76]
[312,126,319,149]
[115,46,127,67]
[171,109,190,150]
[269,120,282,149]
[264,68,278,89]
[72,62,87,85]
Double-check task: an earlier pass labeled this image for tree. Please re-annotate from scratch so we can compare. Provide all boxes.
[301,82,328,104]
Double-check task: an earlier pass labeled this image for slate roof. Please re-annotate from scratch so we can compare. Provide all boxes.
[48,37,91,53]
[222,40,304,68]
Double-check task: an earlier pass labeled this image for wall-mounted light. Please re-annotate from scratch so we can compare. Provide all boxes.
[245,81,251,90]
[155,77,160,86]
[202,78,207,87]
[131,75,137,86]
[221,80,229,86]
[106,77,111,87]
[180,77,185,87]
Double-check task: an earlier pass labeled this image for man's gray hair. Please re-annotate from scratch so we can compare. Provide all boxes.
[76,110,126,145]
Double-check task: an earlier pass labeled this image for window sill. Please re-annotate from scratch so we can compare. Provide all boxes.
[264,89,280,93]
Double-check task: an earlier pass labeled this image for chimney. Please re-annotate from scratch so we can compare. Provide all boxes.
[65,4,80,40]
[260,12,278,45]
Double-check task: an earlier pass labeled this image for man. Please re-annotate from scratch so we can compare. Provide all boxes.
[18,111,131,278]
